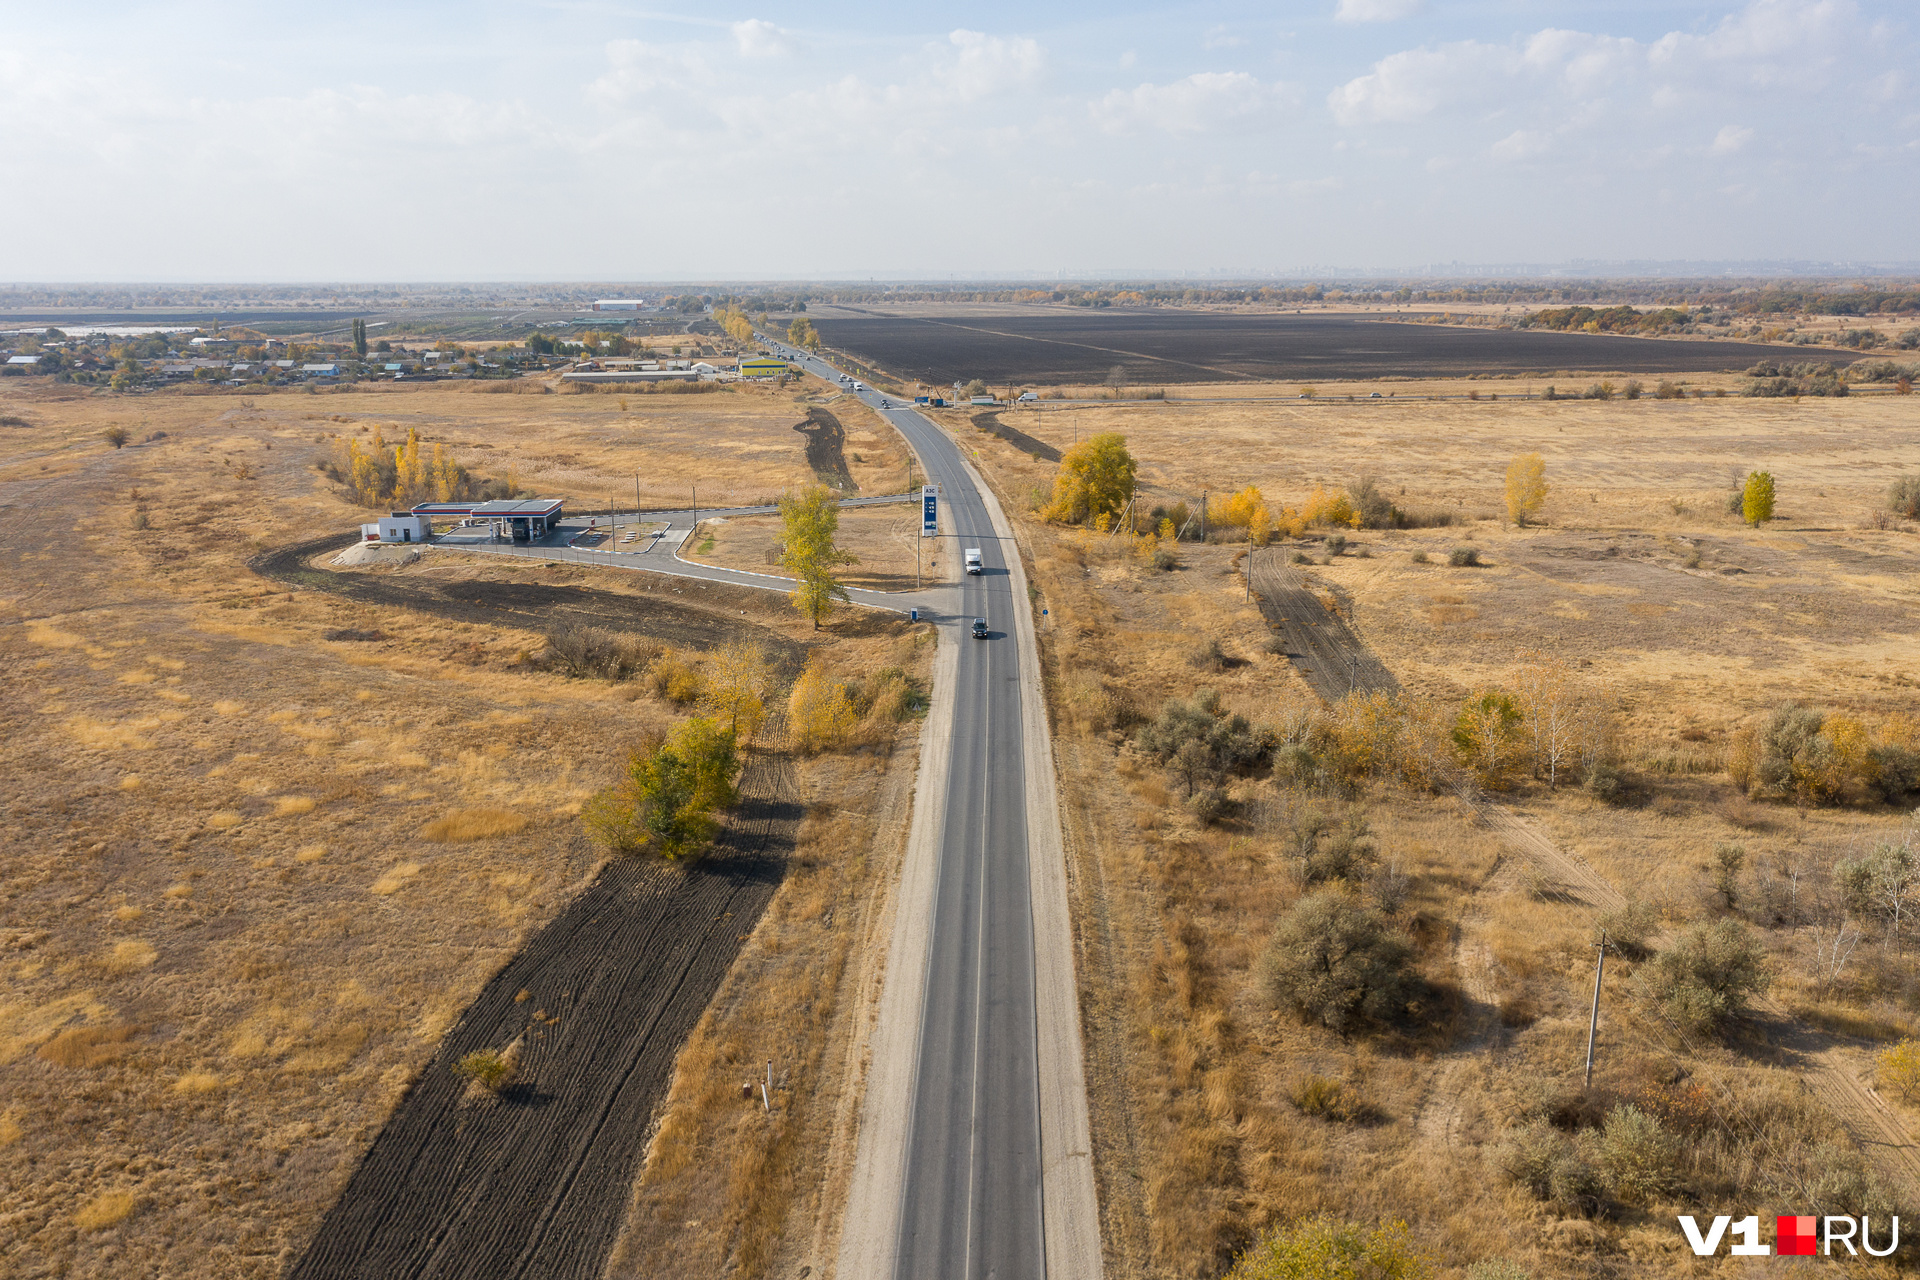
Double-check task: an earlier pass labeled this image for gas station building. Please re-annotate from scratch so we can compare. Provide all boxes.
[409,497,566,543]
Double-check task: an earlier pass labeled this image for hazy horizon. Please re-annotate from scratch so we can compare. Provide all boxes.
[3,1,1914,282]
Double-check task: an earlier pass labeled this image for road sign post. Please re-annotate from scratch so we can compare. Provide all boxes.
[921,485,937,536]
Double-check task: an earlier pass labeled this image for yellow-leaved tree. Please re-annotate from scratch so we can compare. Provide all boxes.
[701,640,771,745]
[1505,452,1548,525]
[1742,470,1775,527]
[1041,432,1136,526]
[780,485,857,629]
[787,659,858,753]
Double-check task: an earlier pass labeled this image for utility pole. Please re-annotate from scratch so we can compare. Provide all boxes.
[634,471,641,528]
[1200,489,1208,543]
[1584,933,1608,1090]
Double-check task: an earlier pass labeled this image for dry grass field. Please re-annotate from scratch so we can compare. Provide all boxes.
[685,505,951,592]
[954,384,1920,1276]
[0,374,920,1277]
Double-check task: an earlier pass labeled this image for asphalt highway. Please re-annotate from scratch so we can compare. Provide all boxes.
[779,348,1054,1277]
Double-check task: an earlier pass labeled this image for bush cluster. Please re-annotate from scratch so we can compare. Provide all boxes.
[1744,361,1850,397]
[1259,889,1419,1034]
[1135,690,1274,815]
[1728,703,1919,806]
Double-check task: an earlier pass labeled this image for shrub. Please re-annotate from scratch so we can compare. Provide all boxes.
[1584,382,1613,401]
[1151,544,1180,570]
[1633,918,1769,1037]
[1654,380,1685,399]
[1596,1104,1682,1202]
[1595,899,1659,957]
[1346,476,1396,529]
[788,659,860,753]
[1896,328,1920,351]
[1290,551,1312,565]
[1289,1074,1379,1123]
[103,425,128,448]
[1409,550,1429,564]
[1189,637,1230,672]
[649,654,704,704]
[1623,380,1642,400]
[1285,812,1378,885]
[541,625,655,680]
[1187,787,1234,825]
[1889,476,1920,520]
[1135,689,1274,796]
[1259,889,1417,1034]
[1324,532,1347,556]
[1877,1038,1920,1102]
[454,1044,518,1093]
[1497,1121,1603,1213]
[1226,1217,1429,1280]
[1448,544,1481,567]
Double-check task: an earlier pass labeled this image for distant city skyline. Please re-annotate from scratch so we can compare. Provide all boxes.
[3,1,1914,281]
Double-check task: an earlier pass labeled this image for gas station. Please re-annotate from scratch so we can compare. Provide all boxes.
[408,498,567,543]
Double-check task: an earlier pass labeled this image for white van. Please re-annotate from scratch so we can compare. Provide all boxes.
[964,547,983,574]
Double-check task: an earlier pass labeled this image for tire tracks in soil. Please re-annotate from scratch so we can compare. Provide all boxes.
[1272,580,1920,1201]
[289,753,801,1280]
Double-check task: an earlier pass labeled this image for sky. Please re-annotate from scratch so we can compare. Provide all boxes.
[1,0,1915,281]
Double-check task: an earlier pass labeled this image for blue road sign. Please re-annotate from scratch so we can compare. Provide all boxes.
[922,485,937,536]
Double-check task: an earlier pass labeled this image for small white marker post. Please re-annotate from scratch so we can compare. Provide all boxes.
[762,1060,772,1112]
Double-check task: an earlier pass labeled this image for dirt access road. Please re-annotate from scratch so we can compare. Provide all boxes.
[1246,555,1920,1205]
[289,753,800,1280]
[250,533,811,671]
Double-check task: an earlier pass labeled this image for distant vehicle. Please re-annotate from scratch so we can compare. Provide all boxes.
[914,395,929,404]
[969,395,995,406]
[1369,391,1382,398]
[1016,391,1037,402]
[881,399,891,408]
[927,397,946,407]
[853,381,865,391]
[964,547,983,574]
[971,617,989,638]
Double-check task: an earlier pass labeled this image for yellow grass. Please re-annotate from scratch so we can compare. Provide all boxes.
[370,862,422,895]
[172,1071,225,1095]
[74,1190,137,1232]
[38,1025,139,1069]
[0,1112,20,1147]
[419,808,528,843]
[295,844,327,863]
[113,905,144,922]
[274,795,317,816]
[101,940,157,975]
[205,809,243,829]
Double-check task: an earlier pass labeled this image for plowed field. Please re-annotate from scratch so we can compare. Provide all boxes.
[812,310,1850,386]
[290,753,800,1280]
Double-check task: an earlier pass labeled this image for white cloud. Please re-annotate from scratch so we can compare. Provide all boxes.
[1203,25,1248,50]
[1491,129,1552,161]
[1330,0,1859,127]
[731,19,800,59]
[1093,71,1275,135]
[937,29,1044,101]
[1710,123,1754,153]
[590,40,708,103]
[1335,0,1423,23]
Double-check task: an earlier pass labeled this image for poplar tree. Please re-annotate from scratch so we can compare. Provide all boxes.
[780,485,857,629]
[1504,452,1548,526]
[1742,470,1775,527]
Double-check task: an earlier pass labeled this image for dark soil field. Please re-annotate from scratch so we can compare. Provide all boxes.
[812,310,1852,386]
[289,753,799,1280]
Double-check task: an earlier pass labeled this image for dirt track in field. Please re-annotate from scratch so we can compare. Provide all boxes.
[1246,552,1399,702]
[249,533,810,673]
[289,751,801,1280]
[967,410,1062,463]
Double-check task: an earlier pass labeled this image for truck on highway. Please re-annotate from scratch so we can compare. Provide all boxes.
[965,547,982,574]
